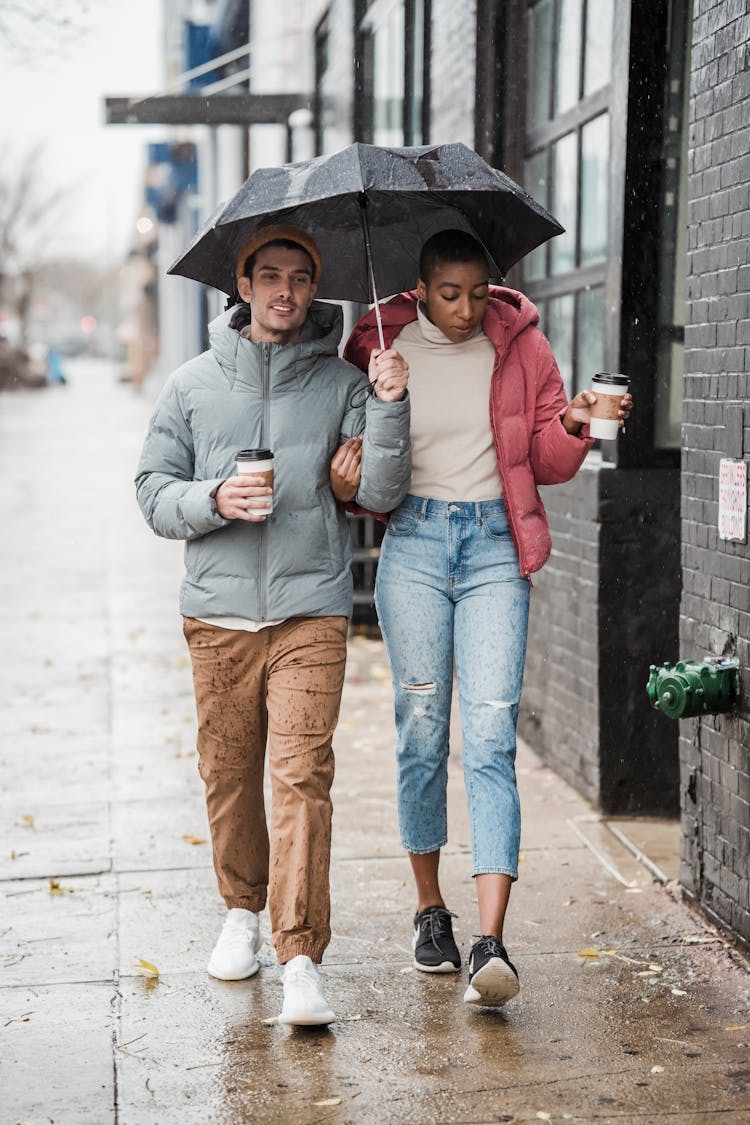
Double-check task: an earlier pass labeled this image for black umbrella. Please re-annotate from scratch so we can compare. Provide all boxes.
[168,141,563,346]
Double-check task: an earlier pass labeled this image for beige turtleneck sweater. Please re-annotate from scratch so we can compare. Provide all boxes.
[392,305,502,501]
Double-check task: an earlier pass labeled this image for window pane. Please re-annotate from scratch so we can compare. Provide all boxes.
[546,294,575,396]
[526,0,553,130]
[577,286,605,395]
[550,131,578,275]
[523,151,549,281]
[555,0,583,115]
[372,2,405,146]
[584,0,614,95]
[410,0,425,142]
[580,113,609,264]
[655,18,690,450]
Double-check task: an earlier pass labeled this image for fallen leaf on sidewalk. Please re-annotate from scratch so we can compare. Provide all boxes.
[603,950,663,972]
[725,1025,748,1032]
[314,1098,342,1107]
[4,1011,33,1026]
[134,958,159,978]
[578,948,599,959]
[49,879,73,895]
[182,835,206,845]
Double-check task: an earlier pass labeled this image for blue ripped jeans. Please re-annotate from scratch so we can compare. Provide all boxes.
[375,496,530,878]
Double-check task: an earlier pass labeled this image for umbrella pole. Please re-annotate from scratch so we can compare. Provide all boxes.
[358,194,385,351]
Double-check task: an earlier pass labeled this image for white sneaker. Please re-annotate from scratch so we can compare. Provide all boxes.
[278,955,335,1026]
[207,908,261,980]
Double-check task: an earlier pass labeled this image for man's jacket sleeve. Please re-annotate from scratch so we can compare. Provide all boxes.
[355,387,411,513]
[134,376,230,541]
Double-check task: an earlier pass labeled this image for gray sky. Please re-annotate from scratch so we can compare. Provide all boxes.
[0,0,165,263]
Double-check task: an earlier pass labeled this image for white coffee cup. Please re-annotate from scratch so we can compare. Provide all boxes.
[589,373,630,440]
[236,448,274,515]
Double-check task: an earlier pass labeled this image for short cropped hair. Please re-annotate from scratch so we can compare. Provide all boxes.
[419,229,490,283]
[242,239,315,281]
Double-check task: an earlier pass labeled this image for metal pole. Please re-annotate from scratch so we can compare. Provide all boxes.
[358,193,385,351]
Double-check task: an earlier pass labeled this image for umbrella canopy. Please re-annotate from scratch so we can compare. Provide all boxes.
[168,142,563,303]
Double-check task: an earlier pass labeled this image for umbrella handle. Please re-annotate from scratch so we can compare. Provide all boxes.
[358,194,385,352]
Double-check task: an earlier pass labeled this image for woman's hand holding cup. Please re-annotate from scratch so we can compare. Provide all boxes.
[562,380,633,436]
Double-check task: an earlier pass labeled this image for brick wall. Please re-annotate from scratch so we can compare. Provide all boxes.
[682,0,750,944]
[520,464,681,815]
[520,467,602,803]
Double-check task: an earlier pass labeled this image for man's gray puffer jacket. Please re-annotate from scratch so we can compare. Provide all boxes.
[135,302,411,621]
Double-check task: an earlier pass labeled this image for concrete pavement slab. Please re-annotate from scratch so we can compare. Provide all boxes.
[112,795,213,873]
[0,982,115,1124]
[0,800,111,880]
[112,950,750,1124]
[0,874,115,986]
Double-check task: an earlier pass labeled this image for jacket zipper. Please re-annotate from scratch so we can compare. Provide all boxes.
[259,343,270,620]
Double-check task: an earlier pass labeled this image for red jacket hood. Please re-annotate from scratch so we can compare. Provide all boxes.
[343,285,540,368]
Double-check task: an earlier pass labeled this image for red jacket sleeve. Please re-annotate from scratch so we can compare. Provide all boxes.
[529,333,593,485]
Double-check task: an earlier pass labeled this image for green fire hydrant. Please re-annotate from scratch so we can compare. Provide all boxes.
[646,658,740,719]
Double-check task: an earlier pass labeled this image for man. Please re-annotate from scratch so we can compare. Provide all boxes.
[135,224,410,1025]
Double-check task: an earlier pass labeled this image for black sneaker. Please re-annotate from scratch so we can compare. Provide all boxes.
[464,935,520,1006]
[412,905,461,973]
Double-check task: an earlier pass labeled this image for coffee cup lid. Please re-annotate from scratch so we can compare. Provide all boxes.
[592,372,629,387]
[236,448,274,460]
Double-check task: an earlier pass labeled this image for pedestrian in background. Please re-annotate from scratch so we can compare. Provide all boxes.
[136,225,410,1025]
[336,229,632,1008]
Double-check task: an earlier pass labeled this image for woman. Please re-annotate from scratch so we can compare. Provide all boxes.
[331,229,632,1008]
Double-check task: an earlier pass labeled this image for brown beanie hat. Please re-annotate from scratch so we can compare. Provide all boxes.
[235,224,322,285]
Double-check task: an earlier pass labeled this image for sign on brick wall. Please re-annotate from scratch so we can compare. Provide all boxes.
[718,459,747,542]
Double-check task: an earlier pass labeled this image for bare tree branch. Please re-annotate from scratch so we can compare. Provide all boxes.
[0,142,82,345]
[0,1,96,58]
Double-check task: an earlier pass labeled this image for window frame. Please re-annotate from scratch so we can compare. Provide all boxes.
[358,0,431,148]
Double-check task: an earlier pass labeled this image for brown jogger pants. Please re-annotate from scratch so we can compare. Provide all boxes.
[183,615,348,964]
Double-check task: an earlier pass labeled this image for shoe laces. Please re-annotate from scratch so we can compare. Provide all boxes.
[473,935,505,959]
[418,907,457,951]
[284,957,319,986]
[219,916,255,948]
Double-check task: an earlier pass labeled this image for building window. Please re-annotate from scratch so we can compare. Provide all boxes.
[522,0,614,399]
[361,0,430,146]
[314,8,351,156]
[653,0,690,450]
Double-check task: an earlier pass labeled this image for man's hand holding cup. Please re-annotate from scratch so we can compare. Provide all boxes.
[216,448,275,521]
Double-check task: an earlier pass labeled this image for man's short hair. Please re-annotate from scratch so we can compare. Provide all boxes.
[242,239,315,282]
[419,229,490,283]
[235,224,322,286]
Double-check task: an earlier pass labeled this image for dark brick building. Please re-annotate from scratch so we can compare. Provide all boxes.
[680,0,749,945]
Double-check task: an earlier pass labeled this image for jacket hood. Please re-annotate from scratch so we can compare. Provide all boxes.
[207,300,345,376]
[344,286,540,370]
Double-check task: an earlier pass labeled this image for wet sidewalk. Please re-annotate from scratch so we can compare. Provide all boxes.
[1,362,749,1124]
